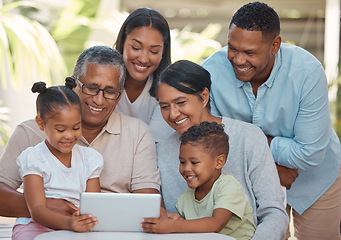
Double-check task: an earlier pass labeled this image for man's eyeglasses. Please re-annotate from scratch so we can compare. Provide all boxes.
[76,79,122,100]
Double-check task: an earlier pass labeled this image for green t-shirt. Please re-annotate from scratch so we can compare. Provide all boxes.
[176,174,256,240]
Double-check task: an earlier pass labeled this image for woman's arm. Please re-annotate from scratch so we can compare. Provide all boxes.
[24,174,97,232]
[141,208,231,234]
[248,131,289,239]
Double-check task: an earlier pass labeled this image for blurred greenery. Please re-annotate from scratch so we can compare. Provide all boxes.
[0,0,222,146]
[0,100,10,146]
[0,0,340,145]
[49,0,223,74]
[51,0,101,74]
[0,0,68,146]
[331,83,341,139]
[171,24,222,64]
[0,0,67,89]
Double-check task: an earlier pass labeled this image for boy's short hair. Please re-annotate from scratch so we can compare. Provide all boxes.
[180,121,229,159]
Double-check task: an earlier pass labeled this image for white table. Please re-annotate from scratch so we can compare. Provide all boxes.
[35,231,236,240]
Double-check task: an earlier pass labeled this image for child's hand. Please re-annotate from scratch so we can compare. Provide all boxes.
[70,210,98,232]
[141,218,176,234]
[160,207,181,220]
[167,212,181,220]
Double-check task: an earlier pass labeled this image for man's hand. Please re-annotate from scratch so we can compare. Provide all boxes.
[276,164,298,190]
[46,198,78,216]
[266,136,299,189]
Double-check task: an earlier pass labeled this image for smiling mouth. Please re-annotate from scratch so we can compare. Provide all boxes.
[175,118,187,124]
[87,104,103,112]
[235,65,252,72]
[185,175,197,182]
[134,63,148,70]
[60,141,74,147]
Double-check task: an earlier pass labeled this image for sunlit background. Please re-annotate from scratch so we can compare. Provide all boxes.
[0,0,340,149]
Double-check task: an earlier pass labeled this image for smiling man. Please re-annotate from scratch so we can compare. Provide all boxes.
[0,46,160,219]
[202,2,341,240]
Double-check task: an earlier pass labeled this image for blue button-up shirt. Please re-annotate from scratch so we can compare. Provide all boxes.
[202,43,341,214]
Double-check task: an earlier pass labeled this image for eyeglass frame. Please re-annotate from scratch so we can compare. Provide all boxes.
[75,78,122,100]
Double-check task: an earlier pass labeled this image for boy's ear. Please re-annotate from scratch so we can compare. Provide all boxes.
[215,154,226,170]
[35,115,44,131]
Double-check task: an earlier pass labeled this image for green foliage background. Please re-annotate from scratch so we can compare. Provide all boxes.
[0,0,340,146]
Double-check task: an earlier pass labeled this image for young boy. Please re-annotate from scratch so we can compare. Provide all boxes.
[142,121,255,240]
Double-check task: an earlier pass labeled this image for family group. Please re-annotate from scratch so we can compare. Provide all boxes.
[0,2,340,240]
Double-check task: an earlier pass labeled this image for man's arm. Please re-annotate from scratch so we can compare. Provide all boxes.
[0,120,42,217]
[267,136,299,189]
[270,67,331,170]
[0,183,29,217]
[0,182,79,218]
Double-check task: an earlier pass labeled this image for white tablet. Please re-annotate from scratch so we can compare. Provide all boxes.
[80,192,161,232]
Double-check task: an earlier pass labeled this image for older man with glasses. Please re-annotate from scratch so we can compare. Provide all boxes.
[0,46,160,218]
[75,78,122,101]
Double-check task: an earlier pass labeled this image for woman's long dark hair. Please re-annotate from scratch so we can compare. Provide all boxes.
[114,8,171,97]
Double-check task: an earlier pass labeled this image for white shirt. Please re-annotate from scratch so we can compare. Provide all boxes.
[115,75,174,142]
[116,76,157,124]
[15,141,103,225]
